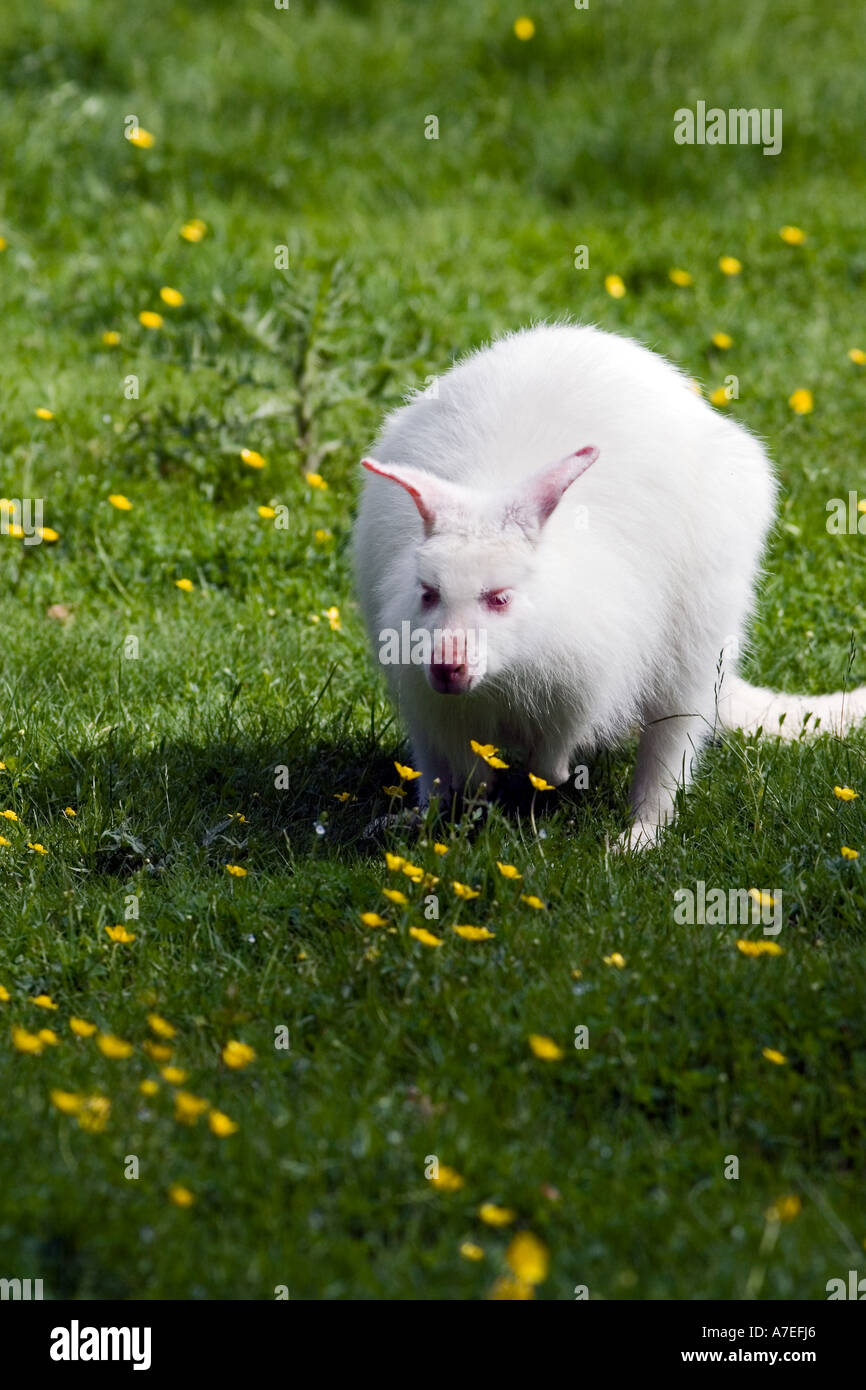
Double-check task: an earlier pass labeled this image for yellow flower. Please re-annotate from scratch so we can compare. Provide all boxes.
[506,1231,549,1285]
[108,494,132,510]
[147,1012,177,1039]
[258,505,277,519]
[719,255,742,275]
[31,994,57,1010]
[175,578,194,592]
[452,881,480,900]
[38,528,59,542]
[159,286,184,307]
[138,310,163,329]
[97,1033,134,1059]
[143,1041,173,1062]
[605,274,626,299]
[762,1047,787,1065]
[305,472,328,490]
[431,1165,464,1192]
[452,925,496,940]
[460,1241,484,1261]
[433,842,449,855]
[70,1017,97,1037]
[174,1091,209,1124]
[528,773,555,791]
[736,939,784,957]
[382,784,405,797]
[470,740,498,758]
[401,862,423,881]
[479,1202,516,1226]
[105,924,136,943]
[513,16,535,40]
[788,388,813,415]
[361,911,388,928]
[382,889,409,906]
[834,785,858,801]
[126,128,155,148]
[711,332,733,350]
[326,606,341,631]
[0,837,8,847]
[409,927,444,947]
[241,448,266,469]
[766,1194,802,1222]
[78,1095,110,1132]
[139,1079,159,1097]
[209,1108,239,1137]
[102,330,121,347]
[11,1026,44,1054]
[710,386,730,407]
[180,219,207,242]
[394,761,422,781]
[489,1275,534,1300]
[28,842,47,855]
[161,1066,188,1085]
[841,846,859,860]
[521,895,546,910]
[385,853,405,871]
[485,754,509,769]
[496,862,522,880]
[35,407,54,420]
[603,952,626,968]
[37,1029,59,1045]
[529,1034,563,1061]
[168,1183,195,1207]
[222,1039,255,1069]
[668,268,692,287]
[226,863,247,876]
[0,984,9,1001]
[1,809,17,821]
[51,1089,83,1115]
[849,348,866,366]
[0,237,7,250]
[779,226,806,245]
[314,528,333,543]
[747,889,776,911]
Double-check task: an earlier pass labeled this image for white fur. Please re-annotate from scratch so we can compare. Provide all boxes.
[353,324,865,849]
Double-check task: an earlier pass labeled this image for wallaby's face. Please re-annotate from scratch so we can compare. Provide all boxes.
[361,446,598,695]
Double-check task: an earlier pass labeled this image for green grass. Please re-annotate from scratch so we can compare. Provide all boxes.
[1,0,866,1300]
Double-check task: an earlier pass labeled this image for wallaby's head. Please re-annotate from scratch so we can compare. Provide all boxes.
[361,447,598,694]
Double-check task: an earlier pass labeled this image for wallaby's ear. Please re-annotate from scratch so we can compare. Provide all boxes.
[361,458,465,536]
[506,446,598,532]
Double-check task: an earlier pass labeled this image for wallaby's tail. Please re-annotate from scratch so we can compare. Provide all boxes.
[717,674,866,741]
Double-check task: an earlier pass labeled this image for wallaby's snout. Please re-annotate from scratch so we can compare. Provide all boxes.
[429,658,471,694]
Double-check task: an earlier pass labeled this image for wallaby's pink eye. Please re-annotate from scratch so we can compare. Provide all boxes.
[420,585,439,608]
[483,588,513,612]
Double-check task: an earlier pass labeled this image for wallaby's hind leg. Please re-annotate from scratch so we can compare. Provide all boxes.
[616,704,708,852]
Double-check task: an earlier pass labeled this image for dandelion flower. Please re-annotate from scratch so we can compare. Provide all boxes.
[97,1033,134,1059]
[180,219,207,242]
[513,17,535,40]
[168,1183,195,1207]
[479,1202,516,1226]
[108,494,132,510]
[779,226,806,245]
[605,274,626,299]
[452,925,496,940]
[226,863,247,876]
[222,1039,255,1069]
[668,268,692,287]
[31,994,57,1010]
[241,448,266,469]
[528,773,555,791]
[138,311,163,330]
[409,927,444,947]
[506,1231,549,1285]
[50,1089,83,1115]
[788,388,813,415]
[529,1034,563,1061]
[431,1165,464,1191]
[719,256,742,275]
[834,785,858,801]
[209,1109,238,1136]
[105,924,136,943]
[159,287,184,307]
[521,895,546,911]
[70,1017,97,1037]
[712,332,733,350]
[497,862,522,880]
[762,1047,787,1065]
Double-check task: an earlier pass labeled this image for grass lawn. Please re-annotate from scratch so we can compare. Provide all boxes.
[1,0,865,1300]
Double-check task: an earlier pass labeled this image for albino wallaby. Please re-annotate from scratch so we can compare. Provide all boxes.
[353,324,866,850]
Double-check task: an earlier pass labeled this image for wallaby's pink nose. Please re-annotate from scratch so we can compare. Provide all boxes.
[429,661,470,695]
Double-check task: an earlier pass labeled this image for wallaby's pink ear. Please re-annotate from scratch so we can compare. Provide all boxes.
[361,458,464,536]
[507,446,599,531]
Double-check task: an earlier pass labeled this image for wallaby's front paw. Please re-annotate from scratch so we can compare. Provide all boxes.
[612,821,661,854]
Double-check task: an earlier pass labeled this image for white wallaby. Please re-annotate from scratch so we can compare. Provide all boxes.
[353,324,866,850]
